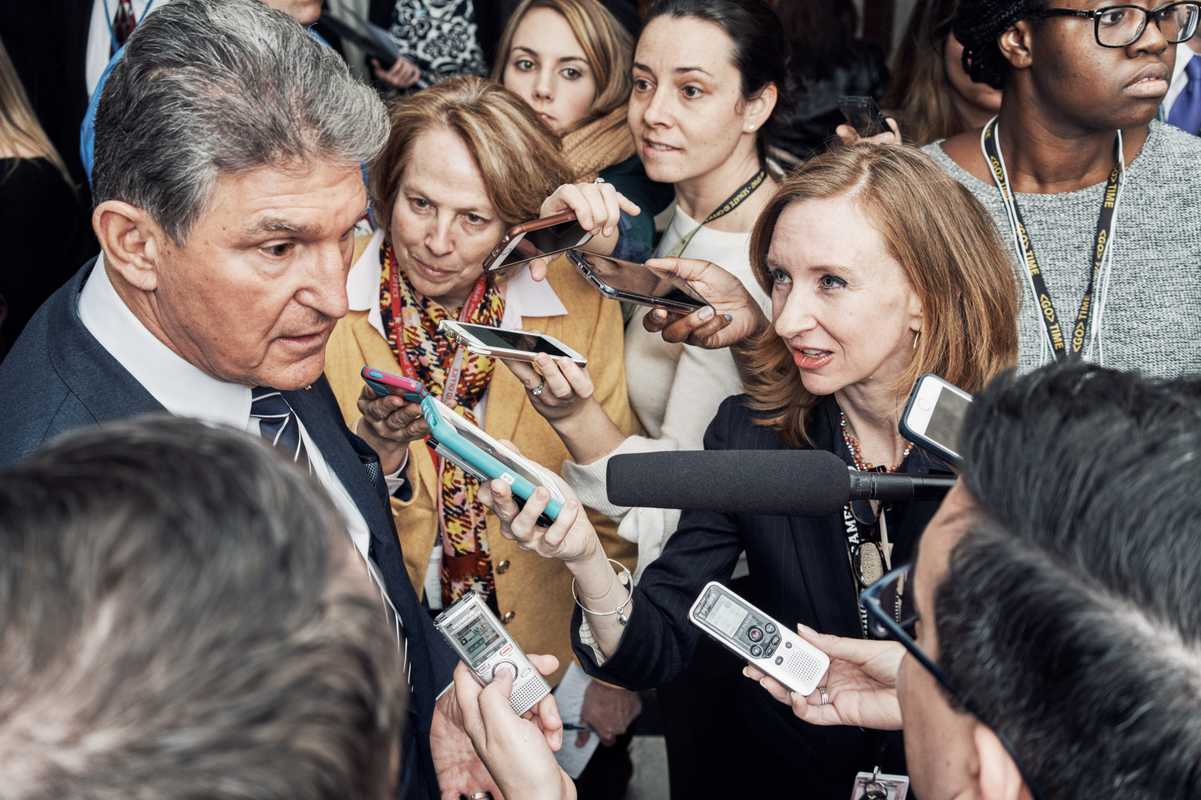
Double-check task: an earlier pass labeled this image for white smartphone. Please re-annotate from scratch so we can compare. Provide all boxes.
[899,373,974,468]
[434,592,552,716]
[688,582,829,696]
[439,321,587,367]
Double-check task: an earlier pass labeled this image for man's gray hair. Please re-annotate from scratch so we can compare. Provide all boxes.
[0,415,405,799]
[92,0,389,243]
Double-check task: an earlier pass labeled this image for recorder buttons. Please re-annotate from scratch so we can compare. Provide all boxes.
[764,623,776,634]
[775,656,784,666]
[748,627,764,642]
[492,662,518,681]
[750,645,763,658]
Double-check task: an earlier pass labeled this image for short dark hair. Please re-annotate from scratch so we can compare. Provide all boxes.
[936,362,1201,799]
[0,415,405,800]
[952,0,1047,89]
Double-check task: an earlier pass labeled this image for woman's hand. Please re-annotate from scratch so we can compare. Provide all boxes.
[577,681,642,747]
[835,116,902,146]
[744,624,905,731]
[640,257,770,349]
[502,354,596,423]
[372,56,421,89]
[354,385,429,473]
[527,182,641,280]
[478,475,598,565]
[449,658,576,800]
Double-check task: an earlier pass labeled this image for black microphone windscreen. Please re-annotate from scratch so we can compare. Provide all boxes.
[606,450,851,516]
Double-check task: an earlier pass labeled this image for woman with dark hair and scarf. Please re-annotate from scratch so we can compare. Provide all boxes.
[925,0,1201,376]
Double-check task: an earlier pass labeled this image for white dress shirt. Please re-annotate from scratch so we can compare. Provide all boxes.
[86,0,164,95]
[346,228,567,607]
[77,258,406,640]
[1164,42,1196,118]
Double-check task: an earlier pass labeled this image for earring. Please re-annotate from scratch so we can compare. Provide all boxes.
[912,330,921,350]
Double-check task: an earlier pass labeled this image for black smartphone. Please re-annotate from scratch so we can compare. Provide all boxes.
[838,95,891,138]
[566,250,706,314]
[485,211,594,273]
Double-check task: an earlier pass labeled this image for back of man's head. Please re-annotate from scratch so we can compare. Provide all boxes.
[0,416,404,800]
[92,0,387,245]
[940,362,1201,798]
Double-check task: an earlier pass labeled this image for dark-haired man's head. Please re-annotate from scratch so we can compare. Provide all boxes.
[0,416,405,800]
[898,361,1201,799]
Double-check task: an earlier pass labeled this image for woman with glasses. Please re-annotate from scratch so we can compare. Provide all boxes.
[478,144,1019,797]
[925,0,1201,376]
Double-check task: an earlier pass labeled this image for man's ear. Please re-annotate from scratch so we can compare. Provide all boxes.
[742,83,778,134]
[998,21,1036,73]
[974,723,1029,800]
[93,200,168,292]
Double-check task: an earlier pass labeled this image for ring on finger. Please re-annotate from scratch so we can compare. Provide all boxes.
[818,685,830,705]
[530,379,546,398]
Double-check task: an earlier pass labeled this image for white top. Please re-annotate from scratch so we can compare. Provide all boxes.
[347,228,567,606]
[86,0,163,95]
[560,207,771,576]
[1165,42,1197,117]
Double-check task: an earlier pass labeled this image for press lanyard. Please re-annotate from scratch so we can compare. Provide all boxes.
[980,118,1123,359]
[666,168,767,258]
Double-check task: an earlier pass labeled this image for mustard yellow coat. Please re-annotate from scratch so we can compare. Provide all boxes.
[324,256,639,685]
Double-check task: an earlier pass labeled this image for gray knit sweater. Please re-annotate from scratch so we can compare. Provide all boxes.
[924,120,1201,378]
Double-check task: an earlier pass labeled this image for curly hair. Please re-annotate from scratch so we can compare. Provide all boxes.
[952,0,1046,89]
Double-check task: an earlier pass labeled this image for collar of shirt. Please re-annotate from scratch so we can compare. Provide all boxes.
[78,255,252,428]
[86,0,159,96]
[346,227,568,337]
[1165,42,1197,115]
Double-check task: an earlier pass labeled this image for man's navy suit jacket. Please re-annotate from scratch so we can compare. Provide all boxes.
[0,261,457,800]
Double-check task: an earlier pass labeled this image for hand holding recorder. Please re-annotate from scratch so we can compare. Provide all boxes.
[744,624,905,731]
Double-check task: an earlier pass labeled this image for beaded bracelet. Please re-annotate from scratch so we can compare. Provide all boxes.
[571,559,634,626]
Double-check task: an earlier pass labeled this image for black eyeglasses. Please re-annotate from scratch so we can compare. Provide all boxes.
[860,564,1046,800]
[1032,1,1201,47]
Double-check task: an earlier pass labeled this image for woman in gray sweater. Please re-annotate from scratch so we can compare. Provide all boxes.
[924,0,1201,377]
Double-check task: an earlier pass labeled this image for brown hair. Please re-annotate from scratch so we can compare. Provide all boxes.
[882,0,968,146]
[0,38,71,185]
[491,0,634,130]
[740,143,1018,447]
[370,76,574,232]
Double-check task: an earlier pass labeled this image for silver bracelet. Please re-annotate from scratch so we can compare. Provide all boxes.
[572,559,633,626]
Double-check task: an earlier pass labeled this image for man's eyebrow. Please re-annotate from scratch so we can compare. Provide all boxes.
[242,217,314,237]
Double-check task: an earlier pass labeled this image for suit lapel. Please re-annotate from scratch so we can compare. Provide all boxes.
[283,378,396,545]
[49,262,165,422]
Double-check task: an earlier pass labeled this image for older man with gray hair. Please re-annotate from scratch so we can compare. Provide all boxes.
[0,1,562,797]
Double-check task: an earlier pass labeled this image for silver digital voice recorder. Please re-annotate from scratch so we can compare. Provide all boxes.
[689,581,830,696]
[434,592,551,716]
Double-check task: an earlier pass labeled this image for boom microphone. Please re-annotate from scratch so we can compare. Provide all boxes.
[606,450,955,516]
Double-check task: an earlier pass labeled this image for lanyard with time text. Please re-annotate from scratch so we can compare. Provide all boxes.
[980,118,1123,360]
[666,168,767,258]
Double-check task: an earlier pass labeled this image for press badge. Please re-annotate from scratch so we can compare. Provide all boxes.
[850,768,910,800]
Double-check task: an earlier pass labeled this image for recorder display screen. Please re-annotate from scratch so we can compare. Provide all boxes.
[454,615,503,663]
[927,390,971,455]
[708,595,748,638]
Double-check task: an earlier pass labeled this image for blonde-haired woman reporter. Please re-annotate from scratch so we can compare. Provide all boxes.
[322,81,643,773]
[482,143,1019,797]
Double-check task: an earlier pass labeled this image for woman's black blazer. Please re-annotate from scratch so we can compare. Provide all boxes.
[572,393,952,797]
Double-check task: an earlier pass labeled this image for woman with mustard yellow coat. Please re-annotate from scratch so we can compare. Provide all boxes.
[323,77,646,765]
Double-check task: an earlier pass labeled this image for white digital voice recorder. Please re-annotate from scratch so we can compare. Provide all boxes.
[434,592,551,716]
[688,581,830,696]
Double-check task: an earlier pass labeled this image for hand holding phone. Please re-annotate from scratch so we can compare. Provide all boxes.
[356,367,431,469]
[836,96,900,145]
[485,211,594,273]
[899,373,973,468]
[439,321,587,367]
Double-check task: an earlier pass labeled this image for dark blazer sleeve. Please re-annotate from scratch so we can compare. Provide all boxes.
[570,395,748,689]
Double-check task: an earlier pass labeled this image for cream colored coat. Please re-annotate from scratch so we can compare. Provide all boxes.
[324,256,639,684]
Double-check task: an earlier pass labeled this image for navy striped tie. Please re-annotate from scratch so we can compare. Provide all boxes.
[250,387,310,471]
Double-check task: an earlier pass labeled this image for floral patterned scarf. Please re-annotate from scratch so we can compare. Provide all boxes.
[378,241,505,608]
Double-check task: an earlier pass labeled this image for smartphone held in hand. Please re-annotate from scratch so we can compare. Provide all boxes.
[439,321,588,367]
[485,211,594,273]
